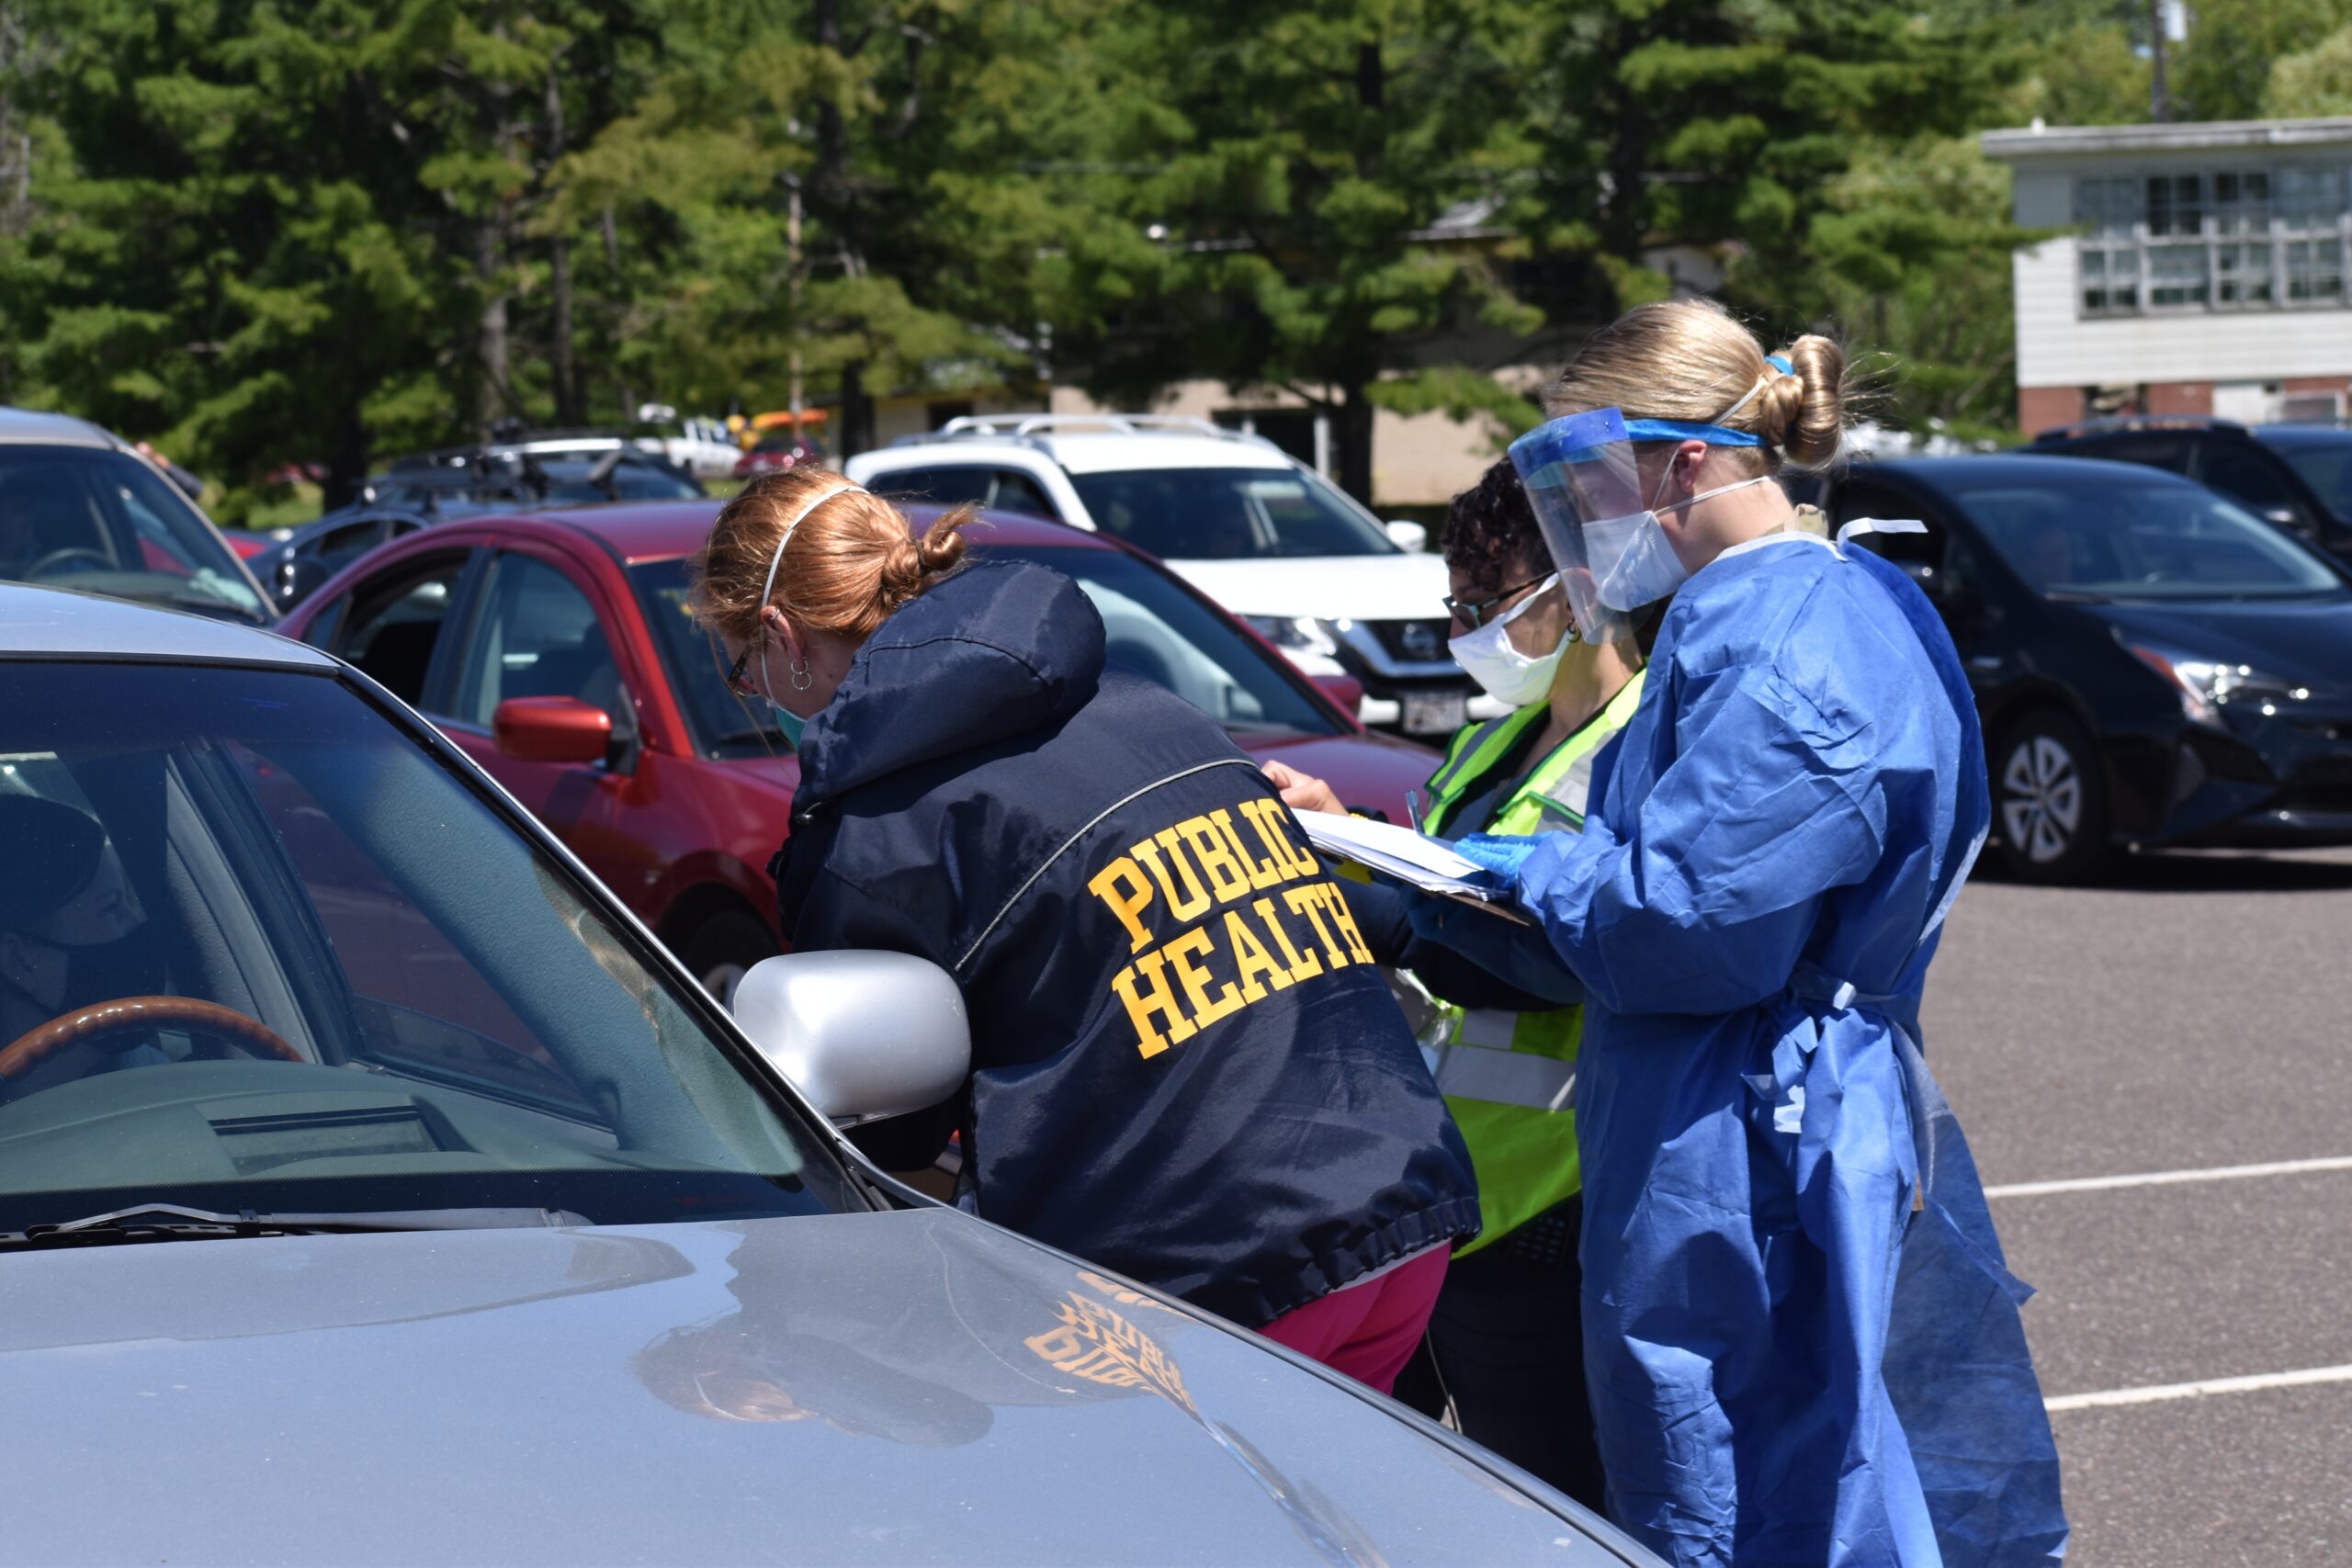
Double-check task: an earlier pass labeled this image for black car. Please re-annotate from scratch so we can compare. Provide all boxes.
[2025,414,2352,563]
[1813,455,2352,882]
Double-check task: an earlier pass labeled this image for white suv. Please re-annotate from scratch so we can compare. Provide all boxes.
[844,415,1496,738]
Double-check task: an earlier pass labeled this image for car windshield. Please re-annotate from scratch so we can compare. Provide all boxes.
[1945,473,2346,600]
[2261,435,2352,521]
[1069,467,1397,559]
[630,545,1337,758]
[0,446,269,623]
[0,660,853,1240]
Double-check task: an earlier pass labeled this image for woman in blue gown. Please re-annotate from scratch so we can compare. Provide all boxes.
[1452,302,2068,1567]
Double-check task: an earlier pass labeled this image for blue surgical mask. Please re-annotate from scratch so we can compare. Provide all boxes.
[769,701,807,752]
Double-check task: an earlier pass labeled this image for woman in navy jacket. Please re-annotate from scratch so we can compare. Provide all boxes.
[692,468,1478,1391]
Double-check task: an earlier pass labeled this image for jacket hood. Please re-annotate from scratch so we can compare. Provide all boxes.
[0,1210,1622,1565]
[797,560,1105,801]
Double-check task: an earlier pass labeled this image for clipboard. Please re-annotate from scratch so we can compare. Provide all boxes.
[1299,812,1532,925]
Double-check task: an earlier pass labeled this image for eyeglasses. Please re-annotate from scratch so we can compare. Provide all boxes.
[1442,573,1553,630]
[723,636,763,698]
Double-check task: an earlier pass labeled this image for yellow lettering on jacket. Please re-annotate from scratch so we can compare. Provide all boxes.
[1112,949,1196,1059]
[1223,908,1290,1002]
[1252,895,1321,982]
[1214,808,1291,891]
[1176,815,1254,904]
[1162,927,1244,1032]
[1284,885,1351,968]
[1092,794,1367,1057]
[1087,856,1156,953]
[1135,832,1212,922]
[1239,797,1320,879]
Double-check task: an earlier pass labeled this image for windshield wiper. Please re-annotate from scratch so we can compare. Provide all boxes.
[0,1201,590,1250]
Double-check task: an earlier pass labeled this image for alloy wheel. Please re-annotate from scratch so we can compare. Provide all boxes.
[2000,734,2082,865]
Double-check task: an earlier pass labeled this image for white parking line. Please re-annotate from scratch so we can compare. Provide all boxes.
[1983,1153,2352,1200]
[2047,1363,2352,1413]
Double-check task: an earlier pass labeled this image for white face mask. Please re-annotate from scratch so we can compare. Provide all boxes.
[1447,574,1574,707]
[1589,467,1777,613]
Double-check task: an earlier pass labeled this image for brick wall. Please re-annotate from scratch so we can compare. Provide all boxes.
[2143,380,2215,416]
[2018,385,2084,435]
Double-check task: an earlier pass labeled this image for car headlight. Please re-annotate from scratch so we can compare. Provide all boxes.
[2124,640,2314,726]
[1242,615,1342,659]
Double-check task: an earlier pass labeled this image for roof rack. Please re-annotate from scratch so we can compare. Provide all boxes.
[892,412,1281,450]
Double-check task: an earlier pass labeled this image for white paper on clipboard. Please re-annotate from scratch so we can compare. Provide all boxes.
[1299,812,1530,923]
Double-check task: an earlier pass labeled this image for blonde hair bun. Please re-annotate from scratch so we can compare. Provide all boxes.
[688,467,973,644]
[1543,300,1849,474]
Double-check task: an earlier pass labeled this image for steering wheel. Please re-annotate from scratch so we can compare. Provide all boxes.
[0,996,304,1081]
[24,547,115,580]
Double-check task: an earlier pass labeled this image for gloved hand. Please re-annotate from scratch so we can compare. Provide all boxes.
[1449,831,1545,886]
[1399,887,1583,1008]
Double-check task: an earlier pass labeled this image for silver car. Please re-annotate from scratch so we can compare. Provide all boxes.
[0,582,1654,1565]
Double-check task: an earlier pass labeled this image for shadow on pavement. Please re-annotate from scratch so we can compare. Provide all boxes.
[1974,847,2352,896]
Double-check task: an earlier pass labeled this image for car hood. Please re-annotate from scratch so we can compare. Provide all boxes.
[1167,553,1449,623]
[2081,595,2352,692]
[1243,730,1442,825]
[0,1209,1624,1565]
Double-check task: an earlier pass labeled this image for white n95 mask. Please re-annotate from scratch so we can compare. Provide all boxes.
[1448,573,1573,706]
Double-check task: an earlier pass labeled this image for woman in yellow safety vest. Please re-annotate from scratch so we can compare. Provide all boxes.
[1265,458,1644,1509]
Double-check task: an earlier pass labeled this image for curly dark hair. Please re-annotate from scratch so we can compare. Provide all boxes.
[1440,459,1549,598]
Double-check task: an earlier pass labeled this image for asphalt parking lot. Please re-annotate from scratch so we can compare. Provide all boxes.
[1922,846,2352,1567]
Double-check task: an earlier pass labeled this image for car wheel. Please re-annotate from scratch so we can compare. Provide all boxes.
[678,909,777,1008]
[1991,709,2111,884]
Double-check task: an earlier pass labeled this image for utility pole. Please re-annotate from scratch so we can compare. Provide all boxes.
[2149,0,2171,123]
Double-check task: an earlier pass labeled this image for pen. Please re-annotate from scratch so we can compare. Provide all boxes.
[1406,788,1424,834]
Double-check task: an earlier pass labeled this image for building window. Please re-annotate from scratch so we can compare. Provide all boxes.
[2075,163,2346,317]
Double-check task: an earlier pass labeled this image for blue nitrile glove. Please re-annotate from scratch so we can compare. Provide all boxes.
[1449,831,1544,886]
[1399,886,1583,1008]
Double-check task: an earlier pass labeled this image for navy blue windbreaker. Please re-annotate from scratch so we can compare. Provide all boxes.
[773,559,1478,1328]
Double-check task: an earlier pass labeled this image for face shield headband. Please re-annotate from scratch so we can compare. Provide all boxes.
[1506,357,1790,631]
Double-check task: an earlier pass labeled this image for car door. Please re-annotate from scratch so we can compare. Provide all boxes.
[437,547,638,891]
[2186,437,2324,541]
[1826,478,2009,696]
[319,549,479,712]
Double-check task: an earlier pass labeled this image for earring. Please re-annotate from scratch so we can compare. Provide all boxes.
[789,655,814,692]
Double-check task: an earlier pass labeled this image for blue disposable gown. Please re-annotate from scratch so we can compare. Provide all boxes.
[1512,534,2067,1567]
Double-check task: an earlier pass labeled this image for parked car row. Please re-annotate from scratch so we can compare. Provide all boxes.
[0,580,1637,1564]
[278,500,1438,1002]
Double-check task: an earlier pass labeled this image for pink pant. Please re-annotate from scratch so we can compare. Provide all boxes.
[1259,1247,1449,1394]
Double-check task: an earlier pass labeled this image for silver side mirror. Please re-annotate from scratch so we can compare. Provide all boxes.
[730,951,971,1123]
[1385,520,1429,552]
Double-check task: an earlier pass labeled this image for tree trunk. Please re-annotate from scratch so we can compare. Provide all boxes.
[1335,381,1377,508]
[322,401,371,513]
[544,64,580,424]
[477,220,510,438]
[840,361,876,458]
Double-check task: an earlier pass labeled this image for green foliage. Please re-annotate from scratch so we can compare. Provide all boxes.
[5,0,2342,513]
[2180,0,2352,120]
[2267,22,2352,115]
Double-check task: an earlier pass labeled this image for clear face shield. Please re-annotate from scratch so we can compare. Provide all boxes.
[1507,361,1788,635]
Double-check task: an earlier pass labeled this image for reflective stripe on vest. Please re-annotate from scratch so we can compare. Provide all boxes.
[1434,1038,1577,1112]
[1423,670,1646,1253]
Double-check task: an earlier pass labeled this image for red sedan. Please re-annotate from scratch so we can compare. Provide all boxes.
[282,502,1438,1001]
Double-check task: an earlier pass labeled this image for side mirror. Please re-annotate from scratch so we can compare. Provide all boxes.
[2258,504,2315,538]
[1385,520,1429,552]
[1312,671,1365,716]
[730,950,971,1123]
[493,695,612,764]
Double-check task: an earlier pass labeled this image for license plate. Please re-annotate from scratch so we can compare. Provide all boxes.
[1400,690,1468,736]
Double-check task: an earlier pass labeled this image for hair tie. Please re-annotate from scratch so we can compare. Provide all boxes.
[1767,353,1793,375]
[757,482,866,615]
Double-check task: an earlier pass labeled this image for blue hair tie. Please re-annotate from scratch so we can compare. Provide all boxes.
[1766,354,1793,375]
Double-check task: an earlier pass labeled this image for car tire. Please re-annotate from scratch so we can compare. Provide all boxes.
[1990,708,2111,885]
[678,909,778,1008]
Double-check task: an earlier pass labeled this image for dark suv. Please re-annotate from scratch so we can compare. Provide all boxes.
[2025,414,2352,563]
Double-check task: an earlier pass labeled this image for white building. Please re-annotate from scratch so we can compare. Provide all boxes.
[1982,117,2352,433]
